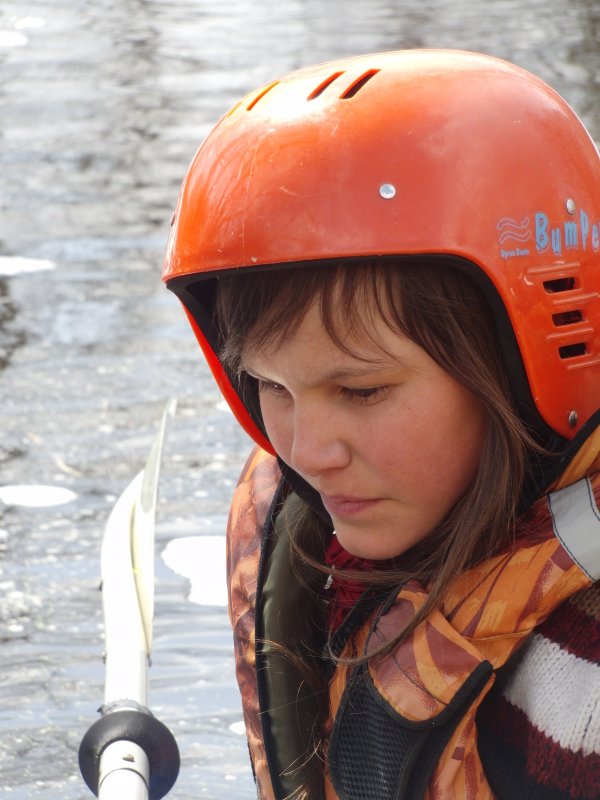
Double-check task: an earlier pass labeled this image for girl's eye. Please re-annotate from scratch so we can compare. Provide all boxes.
[257,379,288,396]
[340,386,388,404]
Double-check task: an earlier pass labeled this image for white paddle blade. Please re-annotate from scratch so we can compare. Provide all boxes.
[132,398,177,653]
[101,471,148,705]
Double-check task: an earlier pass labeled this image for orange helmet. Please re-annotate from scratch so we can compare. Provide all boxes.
[163,49,600,452]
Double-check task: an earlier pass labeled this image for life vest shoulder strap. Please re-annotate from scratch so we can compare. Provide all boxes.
[227,446,282,800]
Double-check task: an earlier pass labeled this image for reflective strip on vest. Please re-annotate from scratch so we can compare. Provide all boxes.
[549,477,600,581]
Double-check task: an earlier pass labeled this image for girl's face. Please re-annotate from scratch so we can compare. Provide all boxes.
[242,300,487,560]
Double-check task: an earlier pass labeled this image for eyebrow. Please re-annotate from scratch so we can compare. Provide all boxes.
[317,364,394,382]
[243,360,396,385]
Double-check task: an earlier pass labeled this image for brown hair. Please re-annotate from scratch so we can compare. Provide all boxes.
[216,258,534,558]
[215,259,538,798]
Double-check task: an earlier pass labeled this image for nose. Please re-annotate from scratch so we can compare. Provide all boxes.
[289,402,351,478]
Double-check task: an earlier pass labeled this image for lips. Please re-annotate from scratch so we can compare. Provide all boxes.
[319,493,381,517]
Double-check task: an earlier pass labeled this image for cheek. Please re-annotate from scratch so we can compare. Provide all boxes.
[259,395,292,458]
[381,386,486,493]
[421,393,486,497]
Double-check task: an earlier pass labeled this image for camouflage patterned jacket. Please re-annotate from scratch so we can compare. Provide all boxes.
[226,445,600,800]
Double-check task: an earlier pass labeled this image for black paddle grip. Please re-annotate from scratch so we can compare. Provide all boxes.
[79,705,180,799]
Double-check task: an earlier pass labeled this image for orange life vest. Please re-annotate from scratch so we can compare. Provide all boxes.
[227,439,600,799]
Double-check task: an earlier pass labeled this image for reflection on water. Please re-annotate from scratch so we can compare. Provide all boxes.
[0,485,77,507]
[162,536,228,607]
[0,0,598,797]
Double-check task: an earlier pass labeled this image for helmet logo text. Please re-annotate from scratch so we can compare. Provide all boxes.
[498,208,600,260]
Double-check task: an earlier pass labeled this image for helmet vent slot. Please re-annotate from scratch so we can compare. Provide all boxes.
[308,72,345,100]
[559,343,588,359]
[340,69,380,98]
[543,277,576,293]
[247,81,280,111]
[552,310,583,327]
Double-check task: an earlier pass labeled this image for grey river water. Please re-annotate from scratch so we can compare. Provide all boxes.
[0,1,598,797]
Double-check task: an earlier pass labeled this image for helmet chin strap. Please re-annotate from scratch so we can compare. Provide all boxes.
[547,410,600,491]
[518,411,600,512]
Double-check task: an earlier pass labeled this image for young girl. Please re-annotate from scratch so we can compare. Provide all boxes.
[163,51,600,799]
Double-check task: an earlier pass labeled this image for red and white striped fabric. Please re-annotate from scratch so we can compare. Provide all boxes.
[477,582,600,798]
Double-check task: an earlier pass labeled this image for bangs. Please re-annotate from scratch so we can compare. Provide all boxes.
[215,262,410,374]
[214,259,501,402]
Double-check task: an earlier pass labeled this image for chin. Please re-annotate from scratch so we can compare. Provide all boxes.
[335,532,407,562]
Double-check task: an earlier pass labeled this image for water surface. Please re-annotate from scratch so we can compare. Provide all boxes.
[0,0,598,797]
